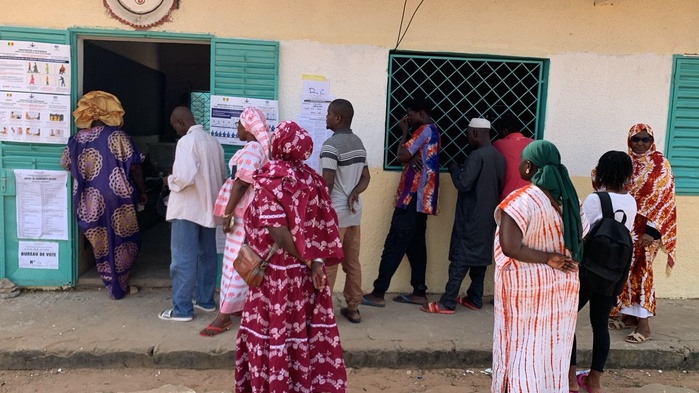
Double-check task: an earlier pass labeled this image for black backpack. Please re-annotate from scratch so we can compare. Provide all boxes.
[580,192,633,297]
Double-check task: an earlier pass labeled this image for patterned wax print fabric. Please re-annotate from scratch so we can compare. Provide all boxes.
[235,120,346,393]
[60,125,144,300]
[394,123,440,215]
[612,124,677,318]
[238,106,271,154]
[491,185,589,393]
[212,140,268,314]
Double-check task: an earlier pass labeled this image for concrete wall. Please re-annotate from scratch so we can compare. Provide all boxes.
[3,0,699,297]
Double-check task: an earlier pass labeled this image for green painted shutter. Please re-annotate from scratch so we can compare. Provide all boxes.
[666,56,699,195]
[0,26,74,286]
[210,38,278,99]
[210,37,279,160]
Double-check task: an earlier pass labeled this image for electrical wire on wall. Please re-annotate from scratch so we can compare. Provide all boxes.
[394,0,427,50]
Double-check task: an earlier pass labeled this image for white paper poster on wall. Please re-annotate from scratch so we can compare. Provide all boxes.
[297,74,334,174]
[0,40,71,95]
[18,241,59,270]
[209,95,278,146]
[0,92,70,144]
[14,169,69,240]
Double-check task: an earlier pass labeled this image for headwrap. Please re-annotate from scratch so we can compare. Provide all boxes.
[251,120,343,264]
[627,123,678,274]
[239,106,270,154]
[522,140,584,262]
[73,91,125,129]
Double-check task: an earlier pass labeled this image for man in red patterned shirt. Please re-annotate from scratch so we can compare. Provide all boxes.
[362,97,440,307]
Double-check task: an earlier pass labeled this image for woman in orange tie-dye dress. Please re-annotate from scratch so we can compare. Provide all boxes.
[492,140,588,393]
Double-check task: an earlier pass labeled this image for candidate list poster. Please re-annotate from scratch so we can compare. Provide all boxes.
[209,96,278,146]
[0,92,70,144]
[15,169,69,241]
[0,40,71,95]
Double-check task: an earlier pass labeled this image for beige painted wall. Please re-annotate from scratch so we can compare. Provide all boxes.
[4,1,699,55]
[3,0,699,298]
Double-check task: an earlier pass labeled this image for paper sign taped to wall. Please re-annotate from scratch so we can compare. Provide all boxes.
[18,241,59,269]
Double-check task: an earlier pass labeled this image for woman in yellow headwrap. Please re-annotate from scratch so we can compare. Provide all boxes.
[60,91,147,299]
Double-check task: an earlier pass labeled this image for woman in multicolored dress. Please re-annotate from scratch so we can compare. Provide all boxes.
[235,120,347,393]
[491,140,588,393]
[200,107,270,337]
[60,91,146,300]
[608,124,678,344]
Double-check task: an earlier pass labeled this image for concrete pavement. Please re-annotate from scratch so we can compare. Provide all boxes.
[0,288,698,370]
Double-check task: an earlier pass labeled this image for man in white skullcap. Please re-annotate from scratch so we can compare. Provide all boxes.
[421,118,506,314]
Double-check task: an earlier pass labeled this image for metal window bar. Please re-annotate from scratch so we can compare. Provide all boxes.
[384,52,548,170]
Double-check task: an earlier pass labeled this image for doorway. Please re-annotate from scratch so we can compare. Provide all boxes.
[76,37,211,288]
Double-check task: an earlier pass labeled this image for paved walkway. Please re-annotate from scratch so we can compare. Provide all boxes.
[0,288,697,370]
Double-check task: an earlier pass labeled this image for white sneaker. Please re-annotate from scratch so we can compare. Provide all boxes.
[158,308,193,322]
[192,300,216,312]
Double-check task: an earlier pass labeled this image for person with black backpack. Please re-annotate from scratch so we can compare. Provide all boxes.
[568,151,636,393]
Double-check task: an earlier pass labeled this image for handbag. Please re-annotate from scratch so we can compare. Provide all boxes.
[234,243,279,287]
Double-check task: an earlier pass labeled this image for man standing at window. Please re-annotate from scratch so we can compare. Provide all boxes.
[362,97,440,308]
[322,99,371,324]
[158,107,227,322]
[493,113,533,201]
[421,118,505,314]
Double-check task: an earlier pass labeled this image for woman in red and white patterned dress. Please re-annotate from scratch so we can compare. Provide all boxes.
[235,120,347,393]
[200,107,270,337]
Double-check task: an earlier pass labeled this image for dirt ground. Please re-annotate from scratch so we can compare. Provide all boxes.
[1,367,698,393]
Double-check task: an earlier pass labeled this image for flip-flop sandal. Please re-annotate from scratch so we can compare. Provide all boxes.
[340,307,361,323]
[420,302,455,314]
[456,296,481,310]
[576,373,592,393]
[361,295,385,308]
[392,294,427,305]
[624,331,651,344]
[199,320,233,337]
[608,318,636,330]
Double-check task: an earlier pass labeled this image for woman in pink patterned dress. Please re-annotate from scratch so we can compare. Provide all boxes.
[200,107,270,337]
[235,120,347,393]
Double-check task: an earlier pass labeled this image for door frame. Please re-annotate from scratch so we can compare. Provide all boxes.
[67,28,213,278]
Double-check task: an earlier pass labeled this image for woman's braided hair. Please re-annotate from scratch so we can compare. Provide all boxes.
[594,150,633,191]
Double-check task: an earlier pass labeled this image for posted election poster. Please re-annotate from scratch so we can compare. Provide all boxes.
[209,96,278,146]
[0,92,70,144]
[0,40,71,95]
[15,169,69,240]
[18,241,59,270]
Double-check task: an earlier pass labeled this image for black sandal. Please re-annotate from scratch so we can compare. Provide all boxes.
[340,307,361,323]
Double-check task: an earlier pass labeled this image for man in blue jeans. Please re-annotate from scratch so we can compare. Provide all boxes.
[158,107,226,322]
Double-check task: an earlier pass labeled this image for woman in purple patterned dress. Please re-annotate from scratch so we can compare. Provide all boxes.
[60,91,147,299]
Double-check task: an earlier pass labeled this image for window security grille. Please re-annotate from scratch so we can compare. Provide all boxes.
[384,51,549,170]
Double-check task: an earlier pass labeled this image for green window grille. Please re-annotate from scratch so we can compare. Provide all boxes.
[666,55,699,195]
[384,51,549,170]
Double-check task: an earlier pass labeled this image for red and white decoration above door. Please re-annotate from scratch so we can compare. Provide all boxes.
[103,0,179,29]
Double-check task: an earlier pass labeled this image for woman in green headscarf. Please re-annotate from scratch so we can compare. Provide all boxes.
[491,140,589,393]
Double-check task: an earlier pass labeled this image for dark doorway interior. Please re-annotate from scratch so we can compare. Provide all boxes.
[78,39,210,288]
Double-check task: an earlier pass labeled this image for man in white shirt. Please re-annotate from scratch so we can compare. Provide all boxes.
[158,107,227,322]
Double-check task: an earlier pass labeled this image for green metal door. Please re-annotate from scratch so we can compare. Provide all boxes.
[0,26,74,286]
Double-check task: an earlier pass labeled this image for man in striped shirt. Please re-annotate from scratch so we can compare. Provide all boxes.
[321,99,371,324]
